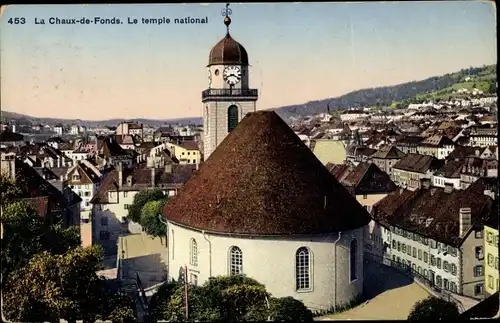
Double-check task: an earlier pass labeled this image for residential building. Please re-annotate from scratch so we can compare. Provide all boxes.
[392,153,444,189]
[484,211,499,296]
[90,163,195,255]
[346,145,377,166]
[53,124,64,135]
[370,145,406,175]
[460,157,498,190]
[0,130,25,148]
[310,139,347,165]
[432,160,464,190]
[468,125,497,147]
[116,121,143,137]
[416,135,456,159]
[96,136,134,168]
[373,185,494,299]
[339,109,369,122]
[70,124,80,135]
[66,160,102,222]
[165,141,201,164]
[394,136,424,154]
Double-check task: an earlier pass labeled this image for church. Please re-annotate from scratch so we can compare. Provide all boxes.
[162,8,371,311]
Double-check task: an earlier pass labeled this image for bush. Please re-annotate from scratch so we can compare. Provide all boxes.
[268,297,313,322]
[407,296,459,321]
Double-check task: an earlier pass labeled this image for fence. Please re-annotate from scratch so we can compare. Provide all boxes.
[364,252,465,313]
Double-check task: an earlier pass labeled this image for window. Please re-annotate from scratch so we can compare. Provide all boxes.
[444,279,449,291]
[451,263,457,275]
[450,282,458,293]
[424,252,428,263]
[124,192,128,198]
[487,253,494,267]
[412,247,417,258]
[437,258,442,269]
[84,191,90,197]
[423,269,428,278]
[229,246,243,275]
[190,238,198,266]
[397,241,401,251]
[190,273,198,286]
[350,239,357,281]
[475,230,483,239]
[488,275,494,289]
[450,247,457,257]
[431,255,436,266]
[407,246,412,256]
[443,261,449,272]
[296,247,312,290]
[475,246,484,260]
[363,194,367,199]
[473,265,483,277]
[392,240,396,248]
[227,105,239,132]
[100,216,108,226]
[436,275,442,287]
[72,174,80,181]
[402,244,406,253]
[418,249,422,260]
[124,204,131,210]
[474,284,483,296]
[496,257,499,270]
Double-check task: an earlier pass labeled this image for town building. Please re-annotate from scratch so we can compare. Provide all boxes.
[165,141,201,165]
[484,213,499,296]
[391,154,444,190]
[66,160,102,222]
[416,135,456,159]
[163,111,371,312]
[373,184,495,299]
[370,145,406,175]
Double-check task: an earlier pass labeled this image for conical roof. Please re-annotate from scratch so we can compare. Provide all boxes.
[163,111,370,235]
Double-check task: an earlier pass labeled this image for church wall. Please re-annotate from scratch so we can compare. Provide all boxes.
[167,221,364,311]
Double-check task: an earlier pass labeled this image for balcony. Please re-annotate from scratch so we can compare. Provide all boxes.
[202,88,258,101]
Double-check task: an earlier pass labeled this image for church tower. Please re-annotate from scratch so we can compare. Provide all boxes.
[202,4,258,160]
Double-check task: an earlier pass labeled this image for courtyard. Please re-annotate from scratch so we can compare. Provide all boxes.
[317,260,431,320]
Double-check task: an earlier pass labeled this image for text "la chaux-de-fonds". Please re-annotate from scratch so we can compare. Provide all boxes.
[35,16,209,25]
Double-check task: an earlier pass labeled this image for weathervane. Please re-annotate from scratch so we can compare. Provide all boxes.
[221,3,232,35]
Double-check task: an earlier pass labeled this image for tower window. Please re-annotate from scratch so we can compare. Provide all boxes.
[227,105,239,132]
[214,69,219,76]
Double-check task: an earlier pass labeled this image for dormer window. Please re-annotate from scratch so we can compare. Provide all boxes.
[72,174,80,181]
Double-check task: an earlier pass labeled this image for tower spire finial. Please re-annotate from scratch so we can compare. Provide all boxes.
[222,3,232,35]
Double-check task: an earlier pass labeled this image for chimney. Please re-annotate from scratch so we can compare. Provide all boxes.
[151,167,155,187]
[0,153,16,180]
[459,207,472,237]
[118,162,123,188]
[444,183,453,193]
[165,163,172,173]
[196,163,199,171]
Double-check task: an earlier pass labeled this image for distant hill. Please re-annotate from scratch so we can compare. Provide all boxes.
[2,64,495,125]
[271,64,496,119]
[0,111,202,128]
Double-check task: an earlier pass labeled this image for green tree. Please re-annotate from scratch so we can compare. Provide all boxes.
[140,198,168,243]
[127,188,165,223]
[1,200,80,281]
[268,297,314,322]
[149,281,181,322]
[101,291,137,323]
[407,296,459,322]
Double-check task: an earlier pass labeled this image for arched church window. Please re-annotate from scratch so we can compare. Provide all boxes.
[229,246,243,275]
[295,247,312,291]
[227,105,239,132]
[190,238,198,266]
[350,239,357,281]
[214,69,220,76]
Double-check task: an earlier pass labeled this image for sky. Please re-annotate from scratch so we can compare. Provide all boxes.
[0,2,497,120]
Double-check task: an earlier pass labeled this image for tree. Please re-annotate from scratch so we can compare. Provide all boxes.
[407,296,459,321]
[1,200,80,281]
[151,275,313,322]
[268,297,314,322]
[3,245,136,322]
[127,188,166,223]
[140,198,168,243]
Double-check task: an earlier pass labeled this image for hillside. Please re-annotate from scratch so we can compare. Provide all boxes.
[272,64,496,119]
[0,111,203,128]
[2,64,496,125]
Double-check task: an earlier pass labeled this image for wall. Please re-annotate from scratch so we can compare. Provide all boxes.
[460,228,486,299]
[484,225,499,295]
[432,175,461,190]
[167,221,365,311]
[355,193,387,213]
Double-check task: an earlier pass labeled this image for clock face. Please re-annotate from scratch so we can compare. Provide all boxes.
[223,66,241,85]
[207,69,212,87]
